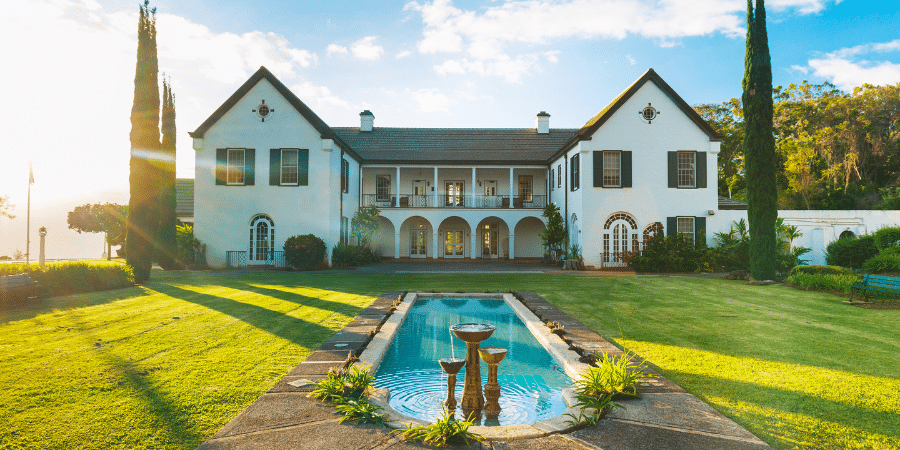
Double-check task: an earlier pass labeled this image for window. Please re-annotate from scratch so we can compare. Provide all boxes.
[280,149,299,185]
[557,164,562,188]
[341,159,350,193]
[376,175,391,202]
[677,151,695,188]
[570,154,579,191]
[340,216,350,244]
[550,168,554,191]
[518,175,533,202]
[603,151,621,187]
[643,222,663,248]
[249,214,274,262]
[227,149,245,185]
[677,217,695,245]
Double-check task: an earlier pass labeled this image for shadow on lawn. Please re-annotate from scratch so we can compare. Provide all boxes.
[0,286,153,325]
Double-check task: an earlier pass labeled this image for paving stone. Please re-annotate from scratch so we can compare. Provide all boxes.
[305,349,353,362]
[493,435,597,450]
[357,313,390,324]
[573,419,771,450]
[346,317,384,328]
[359,305,392,316]
[319,339,367,354]
[267,375,324,394]
[286,361,344,376]
[200,420,395,450]
[330,326,377,342]
[210,393,337,439]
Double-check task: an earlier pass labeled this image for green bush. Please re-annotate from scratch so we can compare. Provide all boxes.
[176,224,206,269]
[785,272,859,294]
[629,233,711,273]
[862,252,900,274]
[0,261,134,298]
[789,265,855,276]
[331,242,380,268]
[873,227,900,251]
[825,235,879,269]
[283,234,327,270]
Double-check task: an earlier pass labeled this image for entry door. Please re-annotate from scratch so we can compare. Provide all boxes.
[412,180,427,207]
[445,181,464,206]
[482,224,499,258]
[483,180,499,208]
[444,230,465,257]
[410,227,428,258]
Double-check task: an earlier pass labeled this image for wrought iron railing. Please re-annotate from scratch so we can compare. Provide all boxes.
[226,250,286,268]
[226,251,248,268]
[361,194,547,209]
[599,252,631,269]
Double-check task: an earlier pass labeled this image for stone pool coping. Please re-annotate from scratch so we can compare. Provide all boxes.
[356,292,591,440]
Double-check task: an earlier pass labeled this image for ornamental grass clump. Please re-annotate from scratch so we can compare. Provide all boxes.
[394,409,484,447]
[309,365,387,426]
[576,350,654,398]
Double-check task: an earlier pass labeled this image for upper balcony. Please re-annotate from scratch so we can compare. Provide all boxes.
[362,194,547,209]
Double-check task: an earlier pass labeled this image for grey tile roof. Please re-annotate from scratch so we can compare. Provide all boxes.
[718,195,748,210]
[176,178,194,217]
[332,127,578,164]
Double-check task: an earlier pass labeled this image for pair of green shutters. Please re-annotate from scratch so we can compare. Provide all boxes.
[666,216,707,242]
[214,148,309,186]
[589,151,706,188]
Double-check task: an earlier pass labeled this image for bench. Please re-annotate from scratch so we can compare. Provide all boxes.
[849,274,900,301]
[0,273,39,303]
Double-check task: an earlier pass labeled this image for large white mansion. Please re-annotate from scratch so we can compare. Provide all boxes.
[187,67,896,269]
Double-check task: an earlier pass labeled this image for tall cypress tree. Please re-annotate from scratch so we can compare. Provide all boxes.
[157,76,177,269]
[126,0,160,282]
[742,0,778,280]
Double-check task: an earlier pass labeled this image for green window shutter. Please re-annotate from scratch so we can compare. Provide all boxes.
[668,151,677,188]
[570,154,579,191]
[694,216,707,246]
[215,149,226,185]
[298,149,309,186]
[270,149,281,186]
[667,217,677,237]
[593,151,603,187]
[244,149,255,185]
[696,152,707,188]
[622,151,633,188]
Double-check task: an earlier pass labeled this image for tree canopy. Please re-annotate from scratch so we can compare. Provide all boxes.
[0,196,14,219]
[68,203,128,260]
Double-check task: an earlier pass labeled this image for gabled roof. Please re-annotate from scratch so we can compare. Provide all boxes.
[331,127,577,164]
[188,66,360,161]
[552,69,723,159]
[175,178,194,217]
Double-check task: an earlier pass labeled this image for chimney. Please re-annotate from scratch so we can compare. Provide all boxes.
[360,110,374,132]
[535,111,550,134]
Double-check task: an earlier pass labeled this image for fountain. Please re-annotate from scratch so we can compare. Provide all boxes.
[438,357,465,411]
[478,346,508,417]
[449,323,496,416]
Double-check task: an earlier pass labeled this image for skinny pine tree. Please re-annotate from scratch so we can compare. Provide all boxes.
[157,77,177,269]
[127,0,160,282]
[742,0,778,280]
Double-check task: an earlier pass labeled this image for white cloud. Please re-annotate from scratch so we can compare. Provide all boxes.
[396,50,412,59]
[434,59,466,75]
[432,55,541,83]
[626,54,637,66]
[803,39,900,90]
[407,88,451,112]
[544,51,561,64]
[351,36,385,60]
[327,43,349,56]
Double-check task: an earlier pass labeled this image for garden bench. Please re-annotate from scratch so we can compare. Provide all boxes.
[848,274,900,301]
[0,273,39,303]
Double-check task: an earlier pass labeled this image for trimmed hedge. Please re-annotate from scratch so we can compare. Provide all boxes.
[873,227,900,250]
[0,261,135,298]
[331,243,380,268]
[789,265,855,276]
[825,235,879,269]
[862,252,900,274]
[786,272,860,294]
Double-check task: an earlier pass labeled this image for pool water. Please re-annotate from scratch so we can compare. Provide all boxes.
[373,296,572,426]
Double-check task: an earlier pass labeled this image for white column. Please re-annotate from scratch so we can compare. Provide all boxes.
[433,167,438,207]
[433,228,439,259]
[509,234,515,259]
[509,168,514,208]
[394,233,401,259]
[395,166,400,205]
[470,230,477,259]
[471,167,476,204]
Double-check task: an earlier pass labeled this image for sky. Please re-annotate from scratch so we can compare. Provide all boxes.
[1,0,899,260]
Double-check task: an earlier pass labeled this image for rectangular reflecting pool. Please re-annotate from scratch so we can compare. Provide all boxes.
[372,295,573,426]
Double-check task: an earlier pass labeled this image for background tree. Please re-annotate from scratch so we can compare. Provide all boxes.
[351,206,381,248]
[540,203,567,264]
[155,76,177,269]
[67,203,127,260]
[742,0,778,280]
[126,0,160,282]
[695,99,745,198]
[0,196,14,219]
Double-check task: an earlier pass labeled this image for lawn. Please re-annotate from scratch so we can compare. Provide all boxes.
[0,272,897,449]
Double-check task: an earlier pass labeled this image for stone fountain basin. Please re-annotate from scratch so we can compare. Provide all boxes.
[478,346,508,364]
[450,323,496,342]
[438,357,466,374]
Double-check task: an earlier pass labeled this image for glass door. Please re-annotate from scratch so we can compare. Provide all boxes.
[483,180,498,208]
[482,223,499,258]
[444,230,464,257]
[412,180,427,207]
[410,226,428,258]
[445,181,464,206]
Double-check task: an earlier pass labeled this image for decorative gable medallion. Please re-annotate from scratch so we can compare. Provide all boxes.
[252,100,275,122]
[639,103,659,124]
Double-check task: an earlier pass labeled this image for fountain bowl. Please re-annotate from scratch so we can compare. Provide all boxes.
[478,346,508,365]
[450,323,496,342]
[438,357,466,374]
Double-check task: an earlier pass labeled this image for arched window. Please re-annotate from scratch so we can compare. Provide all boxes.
[249,214,275,263]
[603,212,638,266]
[643,222,664,248]
[839,230,855,240]
[570,213,579,248]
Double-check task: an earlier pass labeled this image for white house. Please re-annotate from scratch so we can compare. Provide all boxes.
[188,66,895,269]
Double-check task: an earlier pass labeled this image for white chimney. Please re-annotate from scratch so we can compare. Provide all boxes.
[360,110,374,132]
[535,111,550,134]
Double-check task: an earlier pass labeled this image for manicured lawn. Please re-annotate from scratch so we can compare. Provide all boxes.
[1,272,897,449]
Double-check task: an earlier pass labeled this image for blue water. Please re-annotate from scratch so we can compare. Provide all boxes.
[373,296,572,426]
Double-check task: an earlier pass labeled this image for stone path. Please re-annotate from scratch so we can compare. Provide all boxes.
[198,291,771,449]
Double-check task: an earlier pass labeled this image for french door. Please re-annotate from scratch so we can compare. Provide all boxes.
[482,224,499,258]
[412,180,427,207]
[444,230,465,258]
[410,227,428,258]
[445,181,464,206]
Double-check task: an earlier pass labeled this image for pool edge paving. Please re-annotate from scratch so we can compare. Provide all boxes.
[197,291,772,450]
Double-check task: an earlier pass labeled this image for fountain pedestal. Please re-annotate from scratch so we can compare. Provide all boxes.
[449,323,496,418]
[438,357,465,411]
[479,347,507,416]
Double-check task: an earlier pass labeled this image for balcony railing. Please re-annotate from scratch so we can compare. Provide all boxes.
[361,194,547,209]
[226,250,286,268]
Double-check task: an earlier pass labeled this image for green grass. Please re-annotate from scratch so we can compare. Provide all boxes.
[1,273,898,449]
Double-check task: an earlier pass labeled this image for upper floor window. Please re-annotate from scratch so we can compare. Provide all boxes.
[269,148,308,186]
[216,148,255,186]
[281,149,299,185]
[227,149,245,185]
[678,151,695,188]
[570,154,580,191]
[557,164,562,188]
[376,175,391,202]
[341,159,350,193]
[550,168,554,191]
[518,175,533,202]
[603,151,621,187]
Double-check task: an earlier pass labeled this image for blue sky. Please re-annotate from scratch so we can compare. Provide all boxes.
[1,0,898,258]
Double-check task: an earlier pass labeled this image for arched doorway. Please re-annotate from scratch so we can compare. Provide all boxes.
[399,216,432,258]
[249,214,275,265]
[438,216,470,258]
[475,216,509,259]
[514,216,546,259]
[603,212,638,267]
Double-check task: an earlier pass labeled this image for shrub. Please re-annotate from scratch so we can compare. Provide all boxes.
[176,224,206,268]
[394,408,484,447]
[629,234,711,273]
[283,234,327,270]
[331,242,380,268]
[309,365,375,404]
[0,261,134,298]
[872,227,900,251]
[862,252,900,274]
[825,235,878,269]
[790,265,854,276]
[785,272,859,294]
